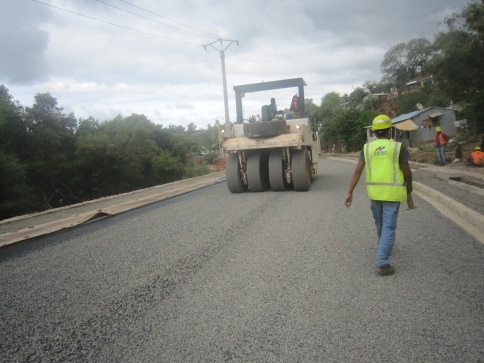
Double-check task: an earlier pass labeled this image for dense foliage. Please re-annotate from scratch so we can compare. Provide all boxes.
[0,87,218,220]
[319,0,484,151]
[425,1,484,132]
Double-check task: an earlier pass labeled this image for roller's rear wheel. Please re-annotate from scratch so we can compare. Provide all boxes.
[269,149,289,191]
[247,151,270,192]
[226,153,247,193]
[292,149,311,191]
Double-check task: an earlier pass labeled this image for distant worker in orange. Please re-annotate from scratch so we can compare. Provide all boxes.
[468,146,484,167]
[433,126,449,166]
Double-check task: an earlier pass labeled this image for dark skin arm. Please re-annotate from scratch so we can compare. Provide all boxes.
[343,160,413,208]
[344,160,365,208]
[401,161,413,193]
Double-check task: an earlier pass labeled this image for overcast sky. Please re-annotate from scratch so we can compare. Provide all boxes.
[1,0,470,129]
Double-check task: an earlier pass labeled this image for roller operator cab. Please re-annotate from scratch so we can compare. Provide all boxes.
[222,78,321,193]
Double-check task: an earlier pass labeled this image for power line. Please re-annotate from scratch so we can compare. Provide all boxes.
[113,0,224,40]
[94,0,221,40]
[31,0,199,45]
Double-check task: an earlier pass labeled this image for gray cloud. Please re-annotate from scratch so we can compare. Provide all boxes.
[0,0,470,128]
[0,1,52,83]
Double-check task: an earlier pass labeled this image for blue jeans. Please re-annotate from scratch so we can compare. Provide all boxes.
[371,200,400,267]
[436,146,446,164]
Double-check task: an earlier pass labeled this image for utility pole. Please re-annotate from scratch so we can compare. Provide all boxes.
[203,39,238,128]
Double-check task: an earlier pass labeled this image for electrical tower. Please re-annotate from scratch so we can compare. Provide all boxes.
[203,39,239,128]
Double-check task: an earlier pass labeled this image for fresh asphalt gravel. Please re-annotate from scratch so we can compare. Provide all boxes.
[412,168,484,215]
[1,158,483,362]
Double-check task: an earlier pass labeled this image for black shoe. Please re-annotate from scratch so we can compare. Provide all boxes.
[376,264,395,276]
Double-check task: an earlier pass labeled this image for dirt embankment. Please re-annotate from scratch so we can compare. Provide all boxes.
[211,158,227,172]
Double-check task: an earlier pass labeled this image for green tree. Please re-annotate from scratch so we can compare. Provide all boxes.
[24,93,78,208]
[0,85,29,160]
[98,114,162,192]
[155,124,192,164]
[381,42,408,86]
[304,98,321,119]
[186,122,197,134]
[151,150,185,184]
[349,87,368,108]
[75,114,171,197]
[393,90,429,115]
[0,86,221,218]
[320,92,341,118]
[363,80,389,94]
[74,131,113,198]
[203,151,218,164]
[0,151,37,219]
[166,131,191,164]
[340,109,374,151]
[77,116,100,136]
[426,0,484,131]
[381,38,432,86]
[321,109,374,152]
[392,89,451,115]
[405,38,433,78]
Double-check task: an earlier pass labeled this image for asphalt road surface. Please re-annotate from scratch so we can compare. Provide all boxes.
[1,158,483,362]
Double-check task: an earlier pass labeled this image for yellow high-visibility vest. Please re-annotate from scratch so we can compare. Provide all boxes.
[363,139,407,202]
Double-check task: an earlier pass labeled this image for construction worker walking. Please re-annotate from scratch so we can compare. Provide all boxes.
[344,115,413,276]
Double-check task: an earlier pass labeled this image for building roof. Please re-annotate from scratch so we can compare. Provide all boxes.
[364,107,454,131]
[391,106,454,124]
[392,107,432,123]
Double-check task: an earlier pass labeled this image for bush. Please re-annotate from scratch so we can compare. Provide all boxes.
[151,151,185,184]
[203,151,219,164]
[0,151,38,219]
[183,162,211,178]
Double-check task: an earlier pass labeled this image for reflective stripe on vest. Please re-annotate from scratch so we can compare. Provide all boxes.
[364,139,407,202]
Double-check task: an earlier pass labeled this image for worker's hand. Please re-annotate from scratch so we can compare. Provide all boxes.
[406,184,413,193]
[344,193,353,208]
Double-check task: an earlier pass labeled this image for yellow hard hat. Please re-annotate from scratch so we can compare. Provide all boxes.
[476,146,481,151]
[436,127,442,132]
[372,114,392,131]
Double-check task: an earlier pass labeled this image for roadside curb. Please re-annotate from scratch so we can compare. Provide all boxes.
[0,172,226,227]
[414,182,484,230]
[0,173,226,248]
[413,182,484,245]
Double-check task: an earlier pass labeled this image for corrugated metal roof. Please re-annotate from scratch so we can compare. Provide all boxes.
[391,107,453,123]
[392,107,431,123]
